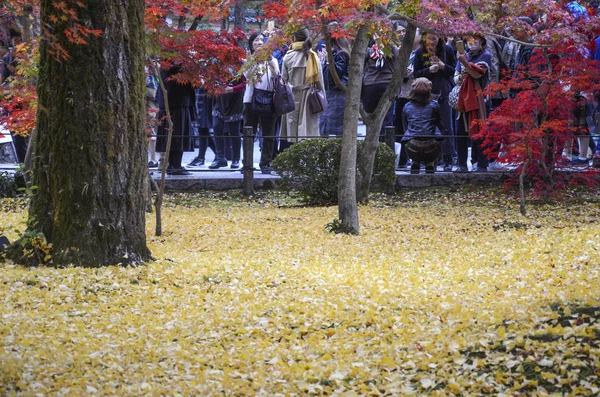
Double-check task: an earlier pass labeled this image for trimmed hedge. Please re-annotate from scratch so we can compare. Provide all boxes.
[0,171,17,198]
[272,139,396,204]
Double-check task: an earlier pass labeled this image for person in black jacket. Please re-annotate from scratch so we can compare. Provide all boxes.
[187,88,216,167]
[362,34,398,141]
[412,33,456,171]
[155,65,196,175]
[318,35,351,136]
[209,75,246,169]
[1,46,16,83]
[401,78,444,174]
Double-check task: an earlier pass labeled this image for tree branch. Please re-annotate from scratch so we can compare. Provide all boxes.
[322,20,348,95]
[189,15,204,31]
[376,4,553,49]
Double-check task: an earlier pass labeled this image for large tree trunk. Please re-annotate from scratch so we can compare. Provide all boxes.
[356,24,416,203]
[24,0,150,267]
[337,25,369,235]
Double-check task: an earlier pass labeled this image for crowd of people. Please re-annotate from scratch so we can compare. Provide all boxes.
[2,2,599,176]
[148,2,600,176]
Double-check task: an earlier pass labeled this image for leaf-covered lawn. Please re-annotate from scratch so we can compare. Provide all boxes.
[1,189,599,396]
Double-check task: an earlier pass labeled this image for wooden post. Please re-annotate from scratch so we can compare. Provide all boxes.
[242,126,254,195]
[385,125,395,153]
[384,126,396,195]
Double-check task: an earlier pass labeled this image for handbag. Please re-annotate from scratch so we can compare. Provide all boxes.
[307,84,327,115]
[273,74,295,116]
[449,84,461,110]
[251,88,274,114]
[251,66,275,115]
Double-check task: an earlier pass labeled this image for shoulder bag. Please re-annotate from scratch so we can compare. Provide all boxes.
[307,84,327,115]
[273,73,295,116]
[449,84,461,110]
[251,65,275,115]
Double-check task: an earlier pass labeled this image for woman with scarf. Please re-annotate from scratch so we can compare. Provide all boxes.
[412,32,457,171]
[280,27,326,150]
[454,35,492,172]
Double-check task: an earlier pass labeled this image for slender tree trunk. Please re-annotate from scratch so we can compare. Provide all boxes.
[337,25,369,235]
[189,15,204,31]
[356,24,416,203]
[519,159,529,216]
[233,1,245,30]
[22,0,150,267]
[150,61,174,237]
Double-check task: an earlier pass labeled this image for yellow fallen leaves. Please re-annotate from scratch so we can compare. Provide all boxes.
[0,191,599,395]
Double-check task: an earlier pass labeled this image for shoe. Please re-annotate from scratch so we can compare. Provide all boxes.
[425,163,435,174]
[260,166,272,174]
[570,158,590,167]
[187,156,205,167]
[410,163,420,174]
[171,168,191,176]
[592,155,600,168]
[166,167,191,175]
[475,167,488,172]
[397,163,408,169]
[454,165,469,173]
[148,161,158,168]
[488,161,506,171]
[443,164,452,172]
[208,159,228,169]
[230,160,240,169]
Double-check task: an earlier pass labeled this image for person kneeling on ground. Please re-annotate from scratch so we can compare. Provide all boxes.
[401,77,444,174]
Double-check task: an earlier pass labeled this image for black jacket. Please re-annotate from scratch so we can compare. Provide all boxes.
[401,100,444,142]
[323,50,349,91]
[413,45,456,96]
[157,66,196,114]
[363,45,398,86]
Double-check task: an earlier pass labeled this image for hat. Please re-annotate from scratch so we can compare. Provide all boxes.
[411,77,432,93]
[408,78,433,102]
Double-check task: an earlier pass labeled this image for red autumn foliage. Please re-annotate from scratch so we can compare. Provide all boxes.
[479,20,600,199]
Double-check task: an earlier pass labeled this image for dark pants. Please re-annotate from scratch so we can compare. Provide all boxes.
[405,138,441,164]
[437,95,454,166]
[362,83,394,142]
[168,151,183,169]
[279,139,293,153]
[394,97,409,166]
[11,132,27,164]
[456,114,488,169]
[213,117,241,162]
[244,105,276,168]
[487,98,509,162]
[197,127,216,160]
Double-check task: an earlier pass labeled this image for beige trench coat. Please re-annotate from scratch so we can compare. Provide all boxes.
[280,49,326,142]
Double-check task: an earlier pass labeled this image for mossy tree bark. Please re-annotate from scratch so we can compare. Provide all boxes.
[25,0,150,266]
[337,25,369,235]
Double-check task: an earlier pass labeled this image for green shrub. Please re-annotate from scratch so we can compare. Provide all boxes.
[272,139,396,204]
[0,171,17,198]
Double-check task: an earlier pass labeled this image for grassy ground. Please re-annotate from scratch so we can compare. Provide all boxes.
[1,187,599,395]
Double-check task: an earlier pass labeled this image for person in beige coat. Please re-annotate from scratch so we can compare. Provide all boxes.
[280,28,326,151]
